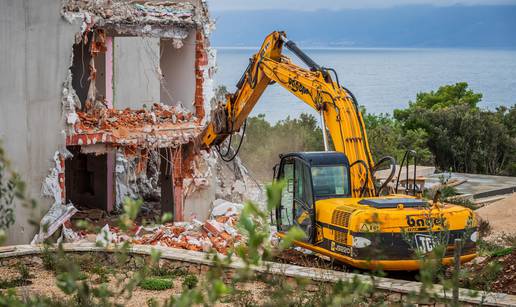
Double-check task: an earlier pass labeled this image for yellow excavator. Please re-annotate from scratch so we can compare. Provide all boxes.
[201,31,477,270]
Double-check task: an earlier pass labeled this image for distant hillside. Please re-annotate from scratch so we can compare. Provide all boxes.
[210,5,516,48]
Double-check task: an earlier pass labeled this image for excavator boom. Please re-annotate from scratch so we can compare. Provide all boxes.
[202,31,375,197]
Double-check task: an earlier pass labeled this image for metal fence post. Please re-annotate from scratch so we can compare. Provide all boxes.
[452,238,462,306]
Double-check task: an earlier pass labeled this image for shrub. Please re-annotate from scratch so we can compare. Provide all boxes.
[139,277,173,291]
[182,274,198,289]
[151,266,186,278]
[41,246,57,272]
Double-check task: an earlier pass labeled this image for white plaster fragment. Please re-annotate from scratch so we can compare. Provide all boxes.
[41,152,63,204]
[31,202,78,244]
[96,224,116,246]
[211,199,243,217]
[67,112,79,125]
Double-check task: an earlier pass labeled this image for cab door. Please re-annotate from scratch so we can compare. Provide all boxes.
[293,158,315,243]
[276,158,294,231]
[276,157,315,243]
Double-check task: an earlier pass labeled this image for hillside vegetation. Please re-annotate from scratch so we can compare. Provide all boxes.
[237,83,516,180]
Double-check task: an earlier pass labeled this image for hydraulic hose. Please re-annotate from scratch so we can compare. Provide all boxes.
[372,156,396,196]
[350,159,370,197]
[215,120,247,162]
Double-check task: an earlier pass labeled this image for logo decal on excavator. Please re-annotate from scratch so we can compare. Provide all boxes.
[359,222,381,233]
[414,234,436,254]
[330,241,352,256]
[406,215,447,228]
[288,78,310,95]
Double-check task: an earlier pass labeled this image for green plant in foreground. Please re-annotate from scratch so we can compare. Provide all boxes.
[140,278,173,291]
[181,274,198,290]
[41,245,57,272]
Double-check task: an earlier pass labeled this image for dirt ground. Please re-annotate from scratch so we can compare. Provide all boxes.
[476,193,516,243]
[0,258,278,306]
[459,249,516,295]
[0,262,182,306]
[490,251,516,294]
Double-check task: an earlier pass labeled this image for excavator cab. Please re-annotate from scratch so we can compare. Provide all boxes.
[274,152,478,271]
[275,151,351,244]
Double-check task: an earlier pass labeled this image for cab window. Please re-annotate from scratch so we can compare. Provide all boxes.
[311,165,350,198]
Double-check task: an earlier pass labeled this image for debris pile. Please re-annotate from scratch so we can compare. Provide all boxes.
[134,199,244,254]
[132,215,240,254]
[64,199,245,255]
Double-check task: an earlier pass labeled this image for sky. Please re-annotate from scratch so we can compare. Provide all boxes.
[207,0,516,11]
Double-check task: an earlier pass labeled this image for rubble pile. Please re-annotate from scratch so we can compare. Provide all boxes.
[132,214,240,254]
[75,103,195,133]
[67,199,245,255]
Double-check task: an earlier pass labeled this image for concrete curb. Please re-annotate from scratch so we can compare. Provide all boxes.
[1,243,515,306]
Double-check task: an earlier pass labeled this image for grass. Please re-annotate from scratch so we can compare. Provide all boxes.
[440,186,458,199]
[182,274,198,289]
[41,246,57,271]
[89,263,112,284]
[491,247,514,257]
[0,263,32,289]
[0,277,30,289]
[138,266,190,291]
[139,277,173,291]
[460,261,503,291]
[478,238,516,257]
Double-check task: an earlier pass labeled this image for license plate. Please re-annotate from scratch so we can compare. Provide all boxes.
[415,234,435,254]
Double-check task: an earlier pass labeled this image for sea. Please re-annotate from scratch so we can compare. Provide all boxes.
[213,47,516,123]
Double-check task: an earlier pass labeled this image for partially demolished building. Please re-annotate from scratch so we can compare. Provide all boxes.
[0,0,222,245]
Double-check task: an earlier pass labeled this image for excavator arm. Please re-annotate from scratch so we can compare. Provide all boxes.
[202,31,376,197]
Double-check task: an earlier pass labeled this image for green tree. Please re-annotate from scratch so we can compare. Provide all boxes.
[394,83,516,175]
[362,111,433,166]
[396,82,481,115]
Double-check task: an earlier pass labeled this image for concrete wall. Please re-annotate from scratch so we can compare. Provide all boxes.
[113,37,161,109]
[0,0,81,245]
[160,31,196,112]
[0,1,212,244]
